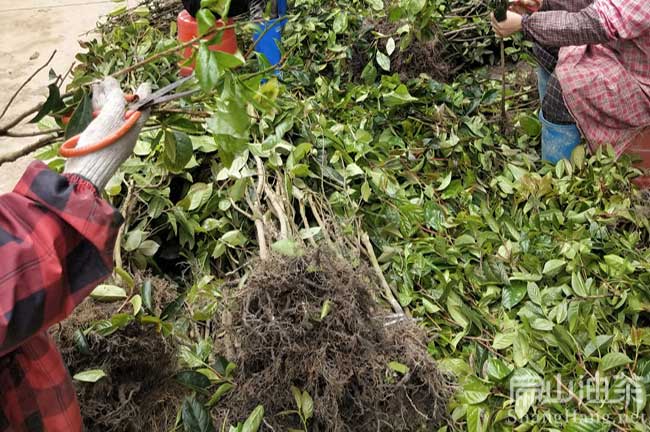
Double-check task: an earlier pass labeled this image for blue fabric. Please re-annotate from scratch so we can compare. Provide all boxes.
[539,110,581,164]
[537,66,550,101]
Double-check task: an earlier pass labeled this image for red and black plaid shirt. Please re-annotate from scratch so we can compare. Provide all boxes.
[0,161,121,432]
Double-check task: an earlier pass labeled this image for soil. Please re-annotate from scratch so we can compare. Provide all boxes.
[215,250,453,431]
[351,18,449,83]
[52,274,183,432]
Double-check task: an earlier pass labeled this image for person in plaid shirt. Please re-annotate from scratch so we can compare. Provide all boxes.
[491,0,650,162]
[0,77,150,432]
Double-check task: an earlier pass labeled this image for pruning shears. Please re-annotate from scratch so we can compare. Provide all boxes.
[60,75,199,158]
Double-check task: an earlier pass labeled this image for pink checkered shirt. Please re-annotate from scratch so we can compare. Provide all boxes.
[557,0,650,153]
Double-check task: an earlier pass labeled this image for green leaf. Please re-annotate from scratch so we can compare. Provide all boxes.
[31,84,66,123]
[215,50,245,70]
[201,0,231,17]
[542,259,566,277]
[466,405,487,432]
[502,282,526,310]
[361,61,377,84]
[73,329,91,355]
[386,37,396,56]
[161,292,187,320]
[176,370,212,393]
[509,368,541,419]
[182,396,214,432]
[291,386,303,411]
[141,279,153,313]
[531,318,554,331]
[383,85,418,106]
[130,295,143,315]
[376,51,390,72]
[73,369,106,383]
[571,272,588,297]
[241,405,264,432]
[462,377,490,405]
[519,114,541,136]
[319,299,332,320]
[584,335,613,357]
[333,12,348,34]
[437,172,452,191]
[271,239,304,257]
[221,230,247,247]
[139,240,160,257]
[486,358,512,381]
[114,267,135,290]
[165,130,194,172]
[563,417,608,432]
[599,352,632,372]
[207,382,234,406]
[388,361,410,375]
[65,93,93,139]
[196,9,216,36]
[493,332,516,349]
[90,285,127,302]
[301,390,314,421]
[196,41,220,92]
[366,0,383,11]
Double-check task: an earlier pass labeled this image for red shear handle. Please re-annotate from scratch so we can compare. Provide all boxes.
[61,94,137,126]
[59,110,142,158]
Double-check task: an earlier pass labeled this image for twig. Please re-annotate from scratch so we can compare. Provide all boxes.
[4,128,63,138]
[361,232,404,316]
[0,50,57,120]
[299,199,318,248]
[109,18,269,79]
[500,39,507,131]
[265,181,289,240]
[0,134,61,165]
[114,180,136,269]
[0,91,72,135]
[251,155,269,261]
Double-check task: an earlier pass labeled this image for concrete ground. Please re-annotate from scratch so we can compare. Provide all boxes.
[0,0,136,193]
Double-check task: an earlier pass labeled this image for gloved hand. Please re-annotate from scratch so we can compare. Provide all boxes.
[64,77,151,190]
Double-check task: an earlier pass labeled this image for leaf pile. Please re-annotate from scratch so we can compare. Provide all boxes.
[42,0,650,430]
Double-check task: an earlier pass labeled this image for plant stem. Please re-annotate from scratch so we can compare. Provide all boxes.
[361,232,404,316]
[0,134,61,165]
[500,39,507,131]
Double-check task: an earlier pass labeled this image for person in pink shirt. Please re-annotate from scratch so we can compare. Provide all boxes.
[491,0,650,164]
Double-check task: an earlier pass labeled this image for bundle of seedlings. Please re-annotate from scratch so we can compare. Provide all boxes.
[215,249,454,431]
[350,17,450,83]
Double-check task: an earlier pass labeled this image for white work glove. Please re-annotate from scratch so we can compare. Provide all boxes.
[64,77,151,190]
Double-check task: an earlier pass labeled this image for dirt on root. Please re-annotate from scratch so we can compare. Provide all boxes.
[216,250,453,431]
[52,274,183,432]
[351,18,450,82]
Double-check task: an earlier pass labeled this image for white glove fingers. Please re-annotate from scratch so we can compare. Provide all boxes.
[92,76,122,111]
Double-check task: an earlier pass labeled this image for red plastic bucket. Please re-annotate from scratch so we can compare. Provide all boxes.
[177,10,238,77]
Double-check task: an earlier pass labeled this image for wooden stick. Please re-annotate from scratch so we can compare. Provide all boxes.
[0,134,61,165]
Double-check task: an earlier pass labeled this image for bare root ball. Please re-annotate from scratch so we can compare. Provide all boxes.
[351,18,449,83]
[53,275,183,432]
[216,250,453,431]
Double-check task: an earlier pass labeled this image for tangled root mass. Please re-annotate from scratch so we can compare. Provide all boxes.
[217,250,453,431]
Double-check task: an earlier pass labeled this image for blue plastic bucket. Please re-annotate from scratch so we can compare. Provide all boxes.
[539,110,581,164]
